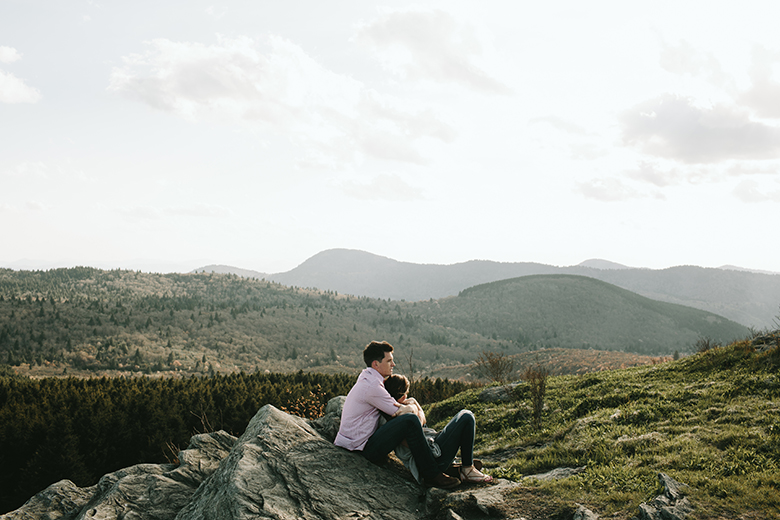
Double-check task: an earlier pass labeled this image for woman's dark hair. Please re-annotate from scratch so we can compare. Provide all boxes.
[363,341,393,367]
[384,374,410,400]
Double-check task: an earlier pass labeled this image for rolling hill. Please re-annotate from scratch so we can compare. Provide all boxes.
[412,274,749,354]
[202,248,779,329]
[0,269,750,380]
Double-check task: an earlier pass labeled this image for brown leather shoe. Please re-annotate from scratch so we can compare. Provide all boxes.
[424,472,460,489]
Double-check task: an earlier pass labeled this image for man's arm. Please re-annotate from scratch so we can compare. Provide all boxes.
[365,382,402,416]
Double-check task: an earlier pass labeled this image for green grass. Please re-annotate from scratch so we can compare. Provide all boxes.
[426,335,780,519]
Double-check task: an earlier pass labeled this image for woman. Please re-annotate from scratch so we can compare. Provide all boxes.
[384,374,492,484]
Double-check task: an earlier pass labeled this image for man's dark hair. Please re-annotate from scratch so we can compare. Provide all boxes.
[363,340,393,367]
[384,374,410,400]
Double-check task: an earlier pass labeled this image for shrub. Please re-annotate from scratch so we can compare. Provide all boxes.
[474,350,515,383]
[523,365,549,429]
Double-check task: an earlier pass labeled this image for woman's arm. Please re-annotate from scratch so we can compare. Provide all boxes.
[403,397,426,425]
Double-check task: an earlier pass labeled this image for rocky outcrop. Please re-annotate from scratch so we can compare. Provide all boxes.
[478,384,519,403]
[174,403,422,520]
[0,430,236,520]
[4,398,531,520]
[634,473,692,520]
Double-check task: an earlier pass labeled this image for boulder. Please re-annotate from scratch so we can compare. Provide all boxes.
[634,473,692,520]
[478,384,520,403]
[428,479,521,517]
[0,479,96,520]
[525,466,586,481]
[0,430,236,520]
[174,403,424,520]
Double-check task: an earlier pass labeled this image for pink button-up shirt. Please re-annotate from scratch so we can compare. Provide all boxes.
[334,367,399,451]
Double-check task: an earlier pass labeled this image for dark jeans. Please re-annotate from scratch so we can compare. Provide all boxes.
[433,409,475,471]
[362,414,439,480]
[362,409,476,479]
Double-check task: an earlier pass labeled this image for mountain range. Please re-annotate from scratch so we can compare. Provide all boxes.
[195,249,780,330]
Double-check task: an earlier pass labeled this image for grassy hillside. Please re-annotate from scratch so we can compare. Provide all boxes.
[414,275,749,355]
[428,348,669,381]
[0,268,747,379]
[426,333,780,519]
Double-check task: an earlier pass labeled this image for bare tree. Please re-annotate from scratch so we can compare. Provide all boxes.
[405,347,416,388]
[474,350,515,383]
[522,365,549,430]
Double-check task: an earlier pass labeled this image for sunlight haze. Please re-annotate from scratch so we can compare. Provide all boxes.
[2,1,780,274]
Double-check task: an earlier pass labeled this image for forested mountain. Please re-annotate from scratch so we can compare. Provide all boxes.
[0,268,750,379]
[218,248,779,329]
[415,275,749,353]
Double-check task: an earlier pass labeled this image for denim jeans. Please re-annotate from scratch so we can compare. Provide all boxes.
[362,409,476,479]
[433,409,475,471]
[362,413,439,480]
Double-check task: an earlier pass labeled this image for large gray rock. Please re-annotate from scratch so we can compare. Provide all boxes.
[428,479,521,517]
[174,404,423,520]
[1,431,236,520]
[635,473,692,520]
[0,479,96,520]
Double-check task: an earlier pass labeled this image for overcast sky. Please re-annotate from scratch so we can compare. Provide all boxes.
[2,1,780,274]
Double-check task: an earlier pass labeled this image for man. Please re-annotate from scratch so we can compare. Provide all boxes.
[335,341,491,489]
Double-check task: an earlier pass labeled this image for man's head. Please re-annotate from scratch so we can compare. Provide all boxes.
[384,374,410,402]
[363,340,395,377]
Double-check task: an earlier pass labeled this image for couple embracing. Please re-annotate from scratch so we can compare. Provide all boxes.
[334,341,493,489]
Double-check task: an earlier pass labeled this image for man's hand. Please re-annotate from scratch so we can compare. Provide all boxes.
[392,403,417,417]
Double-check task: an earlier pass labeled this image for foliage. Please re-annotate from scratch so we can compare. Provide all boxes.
[522,365,549,429]
[427,335,780,519]
[474,350,515,383]
[279,385,327,420]
[423,275,749,355]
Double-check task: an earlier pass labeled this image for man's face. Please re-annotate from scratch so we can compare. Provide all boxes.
[373,351,395,378]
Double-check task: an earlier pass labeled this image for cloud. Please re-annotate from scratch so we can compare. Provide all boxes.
[740,45,780,119]
[0,46,22,63]
[341,174,424,201]
[658,39,732,89]
[726,162,780,176]
[4,161,49,179]
[204,6,226,20]
[108,35,453,166]
[355,9,511,95]
[529,116,590,136]
[620,94,780,163]
[25,200,47,211]
[625,161,680,187]
[733,179,780,202]
[575,177,647,202]
[0,47,41,103]
[118,204,232,219]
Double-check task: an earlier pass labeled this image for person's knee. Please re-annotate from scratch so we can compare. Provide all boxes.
[455,409,475,425]
[397,413,423,429]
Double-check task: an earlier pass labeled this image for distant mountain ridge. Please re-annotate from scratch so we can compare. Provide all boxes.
[193,249,780,329]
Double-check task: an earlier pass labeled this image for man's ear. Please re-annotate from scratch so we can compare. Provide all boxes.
[370,359,378,369]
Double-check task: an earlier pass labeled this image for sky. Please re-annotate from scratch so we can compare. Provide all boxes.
[2,1,780,275]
